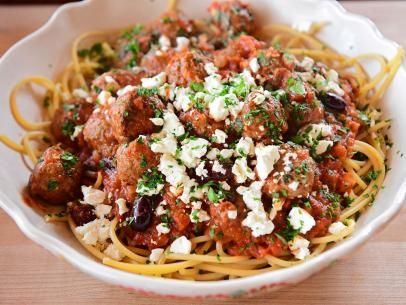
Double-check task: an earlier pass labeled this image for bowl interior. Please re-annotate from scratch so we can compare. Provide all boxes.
[0,0,405,297]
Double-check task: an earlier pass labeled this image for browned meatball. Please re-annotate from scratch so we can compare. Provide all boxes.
[153,11,195,42]
[51,98,94,146]
[28,146,82,205]
[116,140,159,185]
[238,92,288,143]
[108,91,164,142]
[140,51,173,76]
[179,108,224,138]
[83,108,118,158]
[165,51,207,87]
[263,144,316,199]
[92,70,142,93]
[208,1,256,36]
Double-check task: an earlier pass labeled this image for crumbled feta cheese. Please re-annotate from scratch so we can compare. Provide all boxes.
[204,74,223,95]
[315,140,333,155]
[195,161,208,177]
[179,137,209,168]
[149,248,164,263]
[288,207,316,234]
[328,221,347,235]
[115,198,129,216]
[117,85,137,96]
[174,87,192,111]
[232,157,255,183]
[220,149,234,159]
[103,243,124,260]
[179,178,200,204]
[207,148,220,160]
[155,204,167,216]
[156,223,170,235]
[158,35,171,51]
[235,137,255,157]
[150,118,164,126]
[151,133,177,155]
[209,96,229,122]
[105,75,116,84]
[72,88,89,99]
[204,62,218,75]
[95,204,112,218]
[240,69,256,87]
[251,92,266,105]
[141,72,166,89]
[176,36,189,52]
[288,235,310,260]
[190,208,210,223]
[170,236,192,254]
[212,160,226,174]
[96,90,111,105]
[158,154,188,187]
[298,56,314,72]
[221,181,231,191]
[136,180,164,196]
[75,218,111,246]
[255,144,280,180]
[301,123,333,146]
[288,181,299,191]
[162,111,185,137]
[81,186,105,206]
[227,210,238,219]
[158,83,175,100]
[237,181,264,212]
[213,129,228,144]
[242,210,275,237]
[70,125,84,141]
[249,57,260,73]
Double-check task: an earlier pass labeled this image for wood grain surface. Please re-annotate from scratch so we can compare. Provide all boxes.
[0,2,405,304]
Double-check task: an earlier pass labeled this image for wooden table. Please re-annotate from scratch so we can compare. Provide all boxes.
[1,2,405,304]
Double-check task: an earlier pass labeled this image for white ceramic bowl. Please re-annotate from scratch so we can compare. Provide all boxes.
[1,0,405,298]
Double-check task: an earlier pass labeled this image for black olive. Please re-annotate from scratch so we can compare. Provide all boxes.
[131,197,153,231]
[319,91,346,111]
[70,202,97,226]
[191,160,233,183]
[213,40,225,50]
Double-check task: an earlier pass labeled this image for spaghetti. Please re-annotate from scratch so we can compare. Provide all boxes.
[1,0,402,280]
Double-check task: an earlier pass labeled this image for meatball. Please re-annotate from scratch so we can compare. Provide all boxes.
[165,50,207,87]
[69,201,97,226]
[108,91,164,142]
[51,98,94,146]
[116,140,159,185]
[140,51,172,76]
[214,35,265,71]
[238,91,288,143]
[152,11,195,42]
[28,146,82,205]
[263,144,316,199]
[92,70,142,93]
[208,1,256,36]
[83,108,118,158]
[179,108,224,138]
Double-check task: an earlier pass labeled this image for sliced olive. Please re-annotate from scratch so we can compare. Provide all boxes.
[131,196,153,231]
[70,202,97,226]
[319,91,346,111]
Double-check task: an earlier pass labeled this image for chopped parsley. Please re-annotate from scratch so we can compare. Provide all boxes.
[137,87,158,96]
[62,120,75,137]
[136,167,164,196]
[140,154,148,168]
[287,77,305,95]
[47,179,58,191]
[60,152,79,174]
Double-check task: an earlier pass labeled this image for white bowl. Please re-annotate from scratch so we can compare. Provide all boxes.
[0,0,405,298]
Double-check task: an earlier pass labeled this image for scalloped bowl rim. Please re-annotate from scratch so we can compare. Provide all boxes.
[0,0,405,297]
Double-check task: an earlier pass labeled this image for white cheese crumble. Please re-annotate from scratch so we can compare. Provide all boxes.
[149,248,164,263]
[255,144,280,180]
[156,223,170,235]
[158,35,171,51]
[242,210,275,237]
[70,125,84,141]
[213,129,228,144]
[105,75,116,84]
[136,180,164,196]
[288,235,310,260]
[237,181,264,212]
[179,137,209,168]
[288,207,316,234]
[170,236,192,254]
[328,221,347,235]
[204,62,218,75]
[151,133,177,155]
[301,123,332,146]
[189,208,210,223]
[232,157,255,183]
[150,117,164,126]
[141,72,166,89]
[288,181,299,192]
[176,36,189,52]
[81,186,105,206]
[196,161,208,177]
[227,210,238,219]
[115,198,129,216]
[209,96,229,122]
[204,74,223,95]
[96,90,112,105]
[206,148,220,160]
[174,87,192,111]
[103,243,124,261]
[212,160,226,175]
[72,88,89,99]
[117,85,136,96]
[95,204,112,218]
[235,137,255,157]
[75,218,111,246]
[162,111,185,137]
[158,154,188,187]
[249,57,260,73]
[315,140,333,155]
